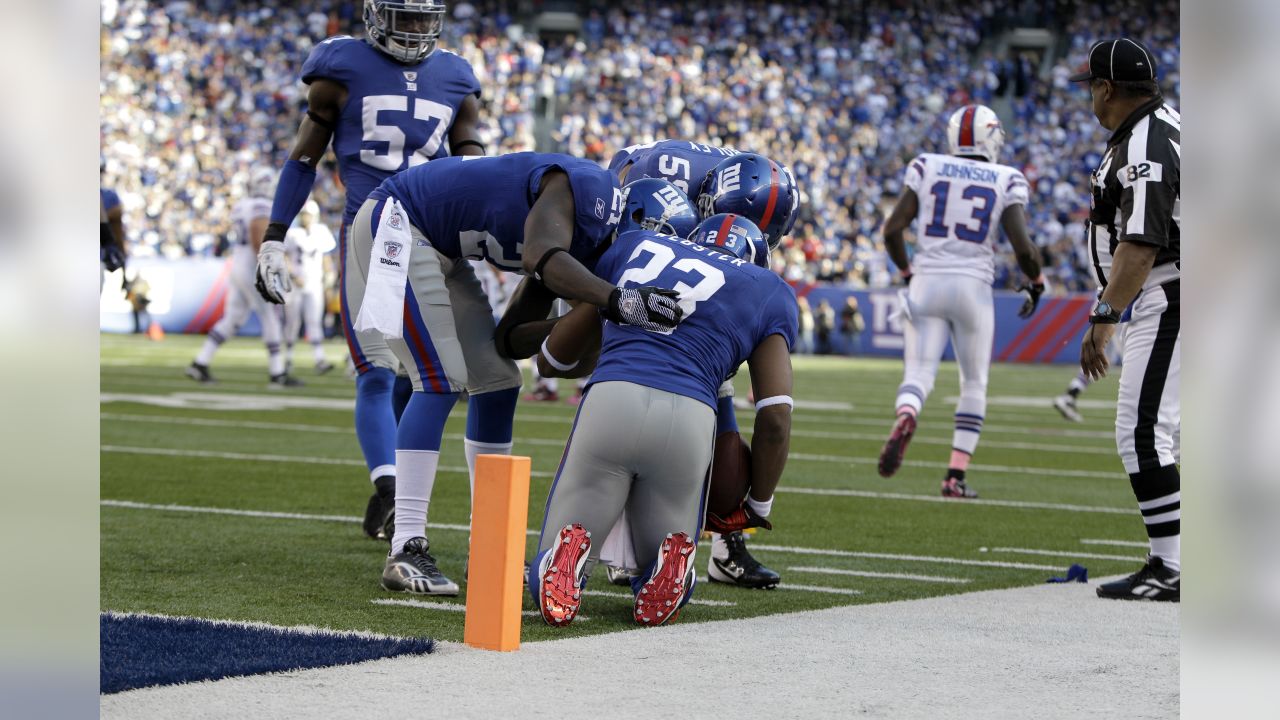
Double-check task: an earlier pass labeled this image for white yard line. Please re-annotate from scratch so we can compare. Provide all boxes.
[748,543,1064,571]
[100,446,556,478]
[370,598,588,622]
[103,411,1109,456]
[586,591,735,608]
[1080,538,1149,548]
[770,583,862,596]
[786,451,1117,478]
[786,567,971,584]
[101,500,1057,574]
[776,486,1133,515]
[983,547,1146,562]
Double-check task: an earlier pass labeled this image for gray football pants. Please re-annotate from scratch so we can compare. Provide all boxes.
[537,381,715,576]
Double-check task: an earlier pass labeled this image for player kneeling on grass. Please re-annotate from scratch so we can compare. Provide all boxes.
[527,205,797,627]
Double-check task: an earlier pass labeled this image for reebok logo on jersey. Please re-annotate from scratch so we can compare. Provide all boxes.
[595,198,606,219]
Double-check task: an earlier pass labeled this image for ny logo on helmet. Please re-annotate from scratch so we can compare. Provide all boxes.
[652,185,690,215]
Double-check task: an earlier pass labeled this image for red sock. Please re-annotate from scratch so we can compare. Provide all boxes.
[949,449,971,471]
[896,405,918,419]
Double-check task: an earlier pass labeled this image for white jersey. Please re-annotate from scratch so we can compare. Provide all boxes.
[903,153,1029,284]
[285,222,337,288]
[231,196,272,247]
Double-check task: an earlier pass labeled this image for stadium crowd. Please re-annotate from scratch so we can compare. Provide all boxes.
[99,0,1179,292]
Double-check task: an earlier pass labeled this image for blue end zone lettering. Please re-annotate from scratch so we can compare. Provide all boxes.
[100,612,434,694]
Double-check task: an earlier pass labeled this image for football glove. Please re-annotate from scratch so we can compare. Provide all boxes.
[705,502,773,535]
[1017,278,1048,319]
[255,240,292,304]
[101,244,126,273]
[604,286,683,331]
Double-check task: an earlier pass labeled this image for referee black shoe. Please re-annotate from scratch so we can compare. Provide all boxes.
[1096,556,1179,602]
[708,531,780,589]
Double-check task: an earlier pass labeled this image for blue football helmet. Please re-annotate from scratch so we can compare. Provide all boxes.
[364,1,445,63]
[616,178,701,238]
[689,214,770,269]
[696,153,800,250]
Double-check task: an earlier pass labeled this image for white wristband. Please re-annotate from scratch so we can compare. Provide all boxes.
[539,338,578,372]
[754,395,793,411]
[746,495,774,518]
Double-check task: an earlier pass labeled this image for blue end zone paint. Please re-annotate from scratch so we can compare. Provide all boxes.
[100,612,434,694]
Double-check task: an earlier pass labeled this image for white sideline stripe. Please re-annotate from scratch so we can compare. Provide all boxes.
[772,582,862,596]
[100,446,1130,511]
[786,451,1116,479]
[777,487,1132,515]
[734,408,1116,439]
[100,499,477,535]
[370,598,590,622]
[101,610,414,641]
[99,500,1046,575]
[99,446,556,479]
[786,567,971,584]
[102,412,1109,456]
[985,547,1146,562]
[748,543,1063,571]
[1080,539,1149,548]
[587,590,735,608]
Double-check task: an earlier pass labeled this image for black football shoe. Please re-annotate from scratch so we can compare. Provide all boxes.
[381,537,459,596]
[268,373,305,389]
[363,476,395,540]
[707,531,780,589]
[185,362,215,383]
[1096,556,1180,602]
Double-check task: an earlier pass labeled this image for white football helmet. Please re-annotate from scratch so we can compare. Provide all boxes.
[249,167,276,200]
[946,105,1005,163]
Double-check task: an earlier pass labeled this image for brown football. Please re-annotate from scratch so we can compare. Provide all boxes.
[707,430,752,517]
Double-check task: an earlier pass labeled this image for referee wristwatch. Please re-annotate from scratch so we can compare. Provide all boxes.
[1089,301,1122,324]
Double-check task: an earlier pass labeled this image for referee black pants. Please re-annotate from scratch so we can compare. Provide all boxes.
[1115,280,1180,539]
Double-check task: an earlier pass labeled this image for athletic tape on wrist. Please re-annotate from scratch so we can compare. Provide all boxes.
[746,495,774,518]
[539,338,578,372]
[754,395,794,411]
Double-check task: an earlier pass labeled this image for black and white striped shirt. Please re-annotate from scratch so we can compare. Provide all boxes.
[1087,98,1181,290]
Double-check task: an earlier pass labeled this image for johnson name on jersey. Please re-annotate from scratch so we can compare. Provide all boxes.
[375,152,623,272]
[903,153,1029,284]
[609,140,741,195]
[589,229,798,409]
[301,36,480,222]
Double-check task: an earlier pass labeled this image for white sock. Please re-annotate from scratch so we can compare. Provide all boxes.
[313,342,326,363]
[267,349,285,376]
[369,464,396,483]
[195,337,221,366]
[1150,535,1180,572]
[390,449,439,555]
[464,439,513,508]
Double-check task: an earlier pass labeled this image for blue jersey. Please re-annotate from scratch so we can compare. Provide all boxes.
[608,140,741,196]
[590,230,798,409]
[301,36,480,224]
[101,188,121,212]
[376,152,622,272]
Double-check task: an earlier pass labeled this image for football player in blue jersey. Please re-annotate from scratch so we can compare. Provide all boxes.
[100,160,126,290]
[346,152,685,595]
[615,148,801,590]
[253,1,488,541]
[526,205,797,626]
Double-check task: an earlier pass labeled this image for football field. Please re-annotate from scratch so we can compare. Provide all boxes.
[100,332,1143,643]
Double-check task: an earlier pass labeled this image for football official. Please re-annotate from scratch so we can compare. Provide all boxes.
[1072,38,1181,601]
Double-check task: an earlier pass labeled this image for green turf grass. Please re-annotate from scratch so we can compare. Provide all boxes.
[101,333,1145,642]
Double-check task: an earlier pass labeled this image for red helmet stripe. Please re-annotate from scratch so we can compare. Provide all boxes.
[715,214,736,246]
[758,162,780,233]
[959,105,977,148]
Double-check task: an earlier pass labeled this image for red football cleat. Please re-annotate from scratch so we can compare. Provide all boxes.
[634,532,696,627]
[538,523,591,627]
[877,412,917,478]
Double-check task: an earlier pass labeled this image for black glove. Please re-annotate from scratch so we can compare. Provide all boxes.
[101,244,126,273]
[1017,280,1046,318]
[604,286,683,331]
[705,502,773,534]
